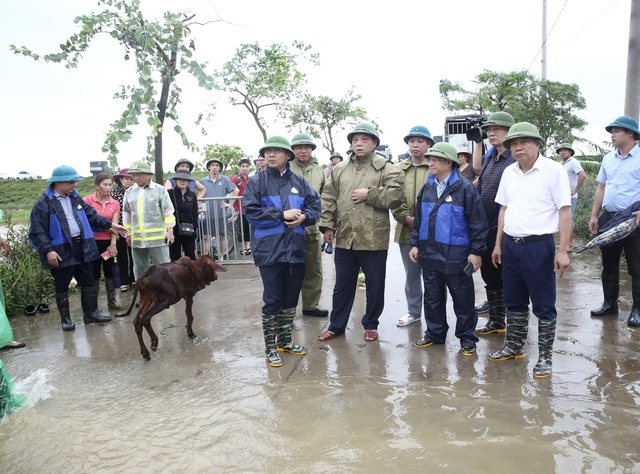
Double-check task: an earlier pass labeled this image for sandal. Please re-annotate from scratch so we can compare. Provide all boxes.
[318,330,338,341]
[0,341,26,351]
[364,330,378,342]
[120,285,129,292]
[397,313,420,327]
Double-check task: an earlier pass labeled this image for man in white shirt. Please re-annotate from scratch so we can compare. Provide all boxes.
[488,122,572,379]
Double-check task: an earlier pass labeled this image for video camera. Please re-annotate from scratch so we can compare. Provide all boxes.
[465,115,489,143]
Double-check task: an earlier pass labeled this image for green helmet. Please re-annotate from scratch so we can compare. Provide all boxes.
[290,132,317,150]
[128,160,153,174]
[555,143,575,156]
[503,122,545,149]
[425,142,459,166]
[481,111,516,130]
[347,122,380,147]
[174,158,194,172]
[259,136,295,161]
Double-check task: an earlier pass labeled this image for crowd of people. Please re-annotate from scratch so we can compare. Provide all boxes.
[3,114,639,381]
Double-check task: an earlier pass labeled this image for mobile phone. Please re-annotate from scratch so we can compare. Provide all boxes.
[463,262,474,276]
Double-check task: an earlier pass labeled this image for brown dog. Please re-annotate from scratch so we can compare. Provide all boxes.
[118,255,226,360]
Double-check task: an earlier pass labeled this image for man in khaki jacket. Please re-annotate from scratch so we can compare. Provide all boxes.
[392,125,433,327]
[318,122,404,342]
[290,132,329,317]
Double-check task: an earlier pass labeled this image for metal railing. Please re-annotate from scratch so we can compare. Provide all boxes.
[196,196,252,264]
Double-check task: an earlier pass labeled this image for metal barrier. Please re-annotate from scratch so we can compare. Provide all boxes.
[196,196,252,264]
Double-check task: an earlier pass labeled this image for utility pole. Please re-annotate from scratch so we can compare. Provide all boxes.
[541,0,547,80]
[625,0,640,118]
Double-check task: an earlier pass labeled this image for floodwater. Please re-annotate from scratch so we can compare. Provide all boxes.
[1,238,639,473]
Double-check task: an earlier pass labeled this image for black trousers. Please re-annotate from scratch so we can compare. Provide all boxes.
[328,248,388,333]
[258,263,305,315]
[50,240,95,294]
[599,211,640,279]
[480,228,502,292]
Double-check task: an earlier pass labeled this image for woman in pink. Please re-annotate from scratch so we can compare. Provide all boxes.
[231,158,252,255]
[84,173,124,311]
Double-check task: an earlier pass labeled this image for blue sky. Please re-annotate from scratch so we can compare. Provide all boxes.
[0,0,631,176]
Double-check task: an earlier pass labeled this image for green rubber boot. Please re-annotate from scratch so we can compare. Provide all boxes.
[488,310,529,361]
[533,318,556,378]
[276,308,307,355]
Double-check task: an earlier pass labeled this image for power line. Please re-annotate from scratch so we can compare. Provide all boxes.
[527,0,571,74]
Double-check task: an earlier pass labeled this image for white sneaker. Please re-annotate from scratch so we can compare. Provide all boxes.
[397,313,421,327]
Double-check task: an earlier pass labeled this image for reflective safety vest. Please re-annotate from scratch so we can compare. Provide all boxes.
[123,181,176,248]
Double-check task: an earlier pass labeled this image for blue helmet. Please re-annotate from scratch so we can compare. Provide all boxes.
[47,165,83,183]
[605,115,640,139]
[403,125,434,146]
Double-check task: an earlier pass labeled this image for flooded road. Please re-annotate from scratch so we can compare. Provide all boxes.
[1,238,639,473]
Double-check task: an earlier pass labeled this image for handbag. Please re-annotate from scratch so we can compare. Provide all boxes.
[173,188,196,238]
[177,222,195,237]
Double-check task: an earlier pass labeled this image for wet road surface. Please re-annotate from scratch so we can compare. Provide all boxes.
[1,238,639,473]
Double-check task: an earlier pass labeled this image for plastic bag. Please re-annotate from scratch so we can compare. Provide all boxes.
[0,359,24,417]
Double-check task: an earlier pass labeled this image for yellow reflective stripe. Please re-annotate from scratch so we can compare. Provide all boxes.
[131,227,166,234]
[164,215,176,225]
[131,235,166,241]
[124,224,132,230]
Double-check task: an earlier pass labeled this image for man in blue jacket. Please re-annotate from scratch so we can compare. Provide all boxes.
[409,143,488,356]
[29,165,128,331]
[243,136,321,368]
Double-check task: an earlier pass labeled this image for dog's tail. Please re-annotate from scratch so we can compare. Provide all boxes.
[115,285,138,318]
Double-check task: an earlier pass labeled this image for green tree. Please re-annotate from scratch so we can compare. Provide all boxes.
[439,69,587,152]
[10,0,215,183]
[216,41,319,142]
[288,87,369,154]
[202,144,247,175]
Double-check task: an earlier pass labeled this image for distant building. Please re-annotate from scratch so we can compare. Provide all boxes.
[90,161,109,176]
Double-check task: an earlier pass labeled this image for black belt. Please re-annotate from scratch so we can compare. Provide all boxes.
[506,234,551,244]
[71,236,83,242]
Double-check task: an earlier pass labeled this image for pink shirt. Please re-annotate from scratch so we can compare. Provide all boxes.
[84,193,121,241]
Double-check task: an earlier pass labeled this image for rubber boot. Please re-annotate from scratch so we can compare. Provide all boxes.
[476,289,506,335]
[627,278,640,327]
[81,284,112,324]
[56,292,75,331]
[533,318,556,378]
[488,310,529,361]
[276,308,307,355]
[590,272,619,316]
[262,314,282,367]
[105,279,125,310]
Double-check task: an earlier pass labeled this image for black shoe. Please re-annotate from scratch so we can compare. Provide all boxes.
[590,301,618,317]
[37,303,50,314]
[302,308,329,317]
[628,307,640,327]
[24,305,38,316]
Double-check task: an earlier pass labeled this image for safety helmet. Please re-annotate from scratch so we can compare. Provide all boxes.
[290,132,317,150]
[481,111,516,130]
[425,143,459,166]
[205,158,225,171]
[174,158,194,172]
[47,165,83,183]
[128,160,154,174]
[605,115,640,139]
[347,122,380,147]
[503,122,545,149]
[403,125,435,146]
[259,136,296,161]
[555,143,575,156]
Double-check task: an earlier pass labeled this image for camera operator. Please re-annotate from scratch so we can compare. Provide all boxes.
[470,112,516,336]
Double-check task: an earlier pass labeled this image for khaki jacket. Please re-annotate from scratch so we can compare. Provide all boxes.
[289,157,326,234]
[319,153,404,251]
[392,157,431,244]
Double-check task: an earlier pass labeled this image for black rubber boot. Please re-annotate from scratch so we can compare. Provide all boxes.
[627,278,640,327]
[476,289,506,335]
[533,318,556,378]
[81,284,112,324]
[262,314,282,367]
[105,280,125,310]
[56,292,75,331]
[488,310,529,361]
[590,272,619,316]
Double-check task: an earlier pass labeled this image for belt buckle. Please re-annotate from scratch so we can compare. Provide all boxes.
[513,237,524,244]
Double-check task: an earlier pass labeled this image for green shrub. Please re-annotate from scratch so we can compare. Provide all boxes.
[0,214,55,317]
